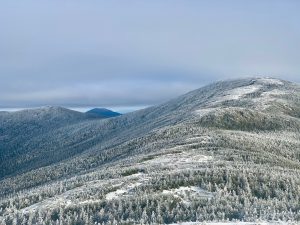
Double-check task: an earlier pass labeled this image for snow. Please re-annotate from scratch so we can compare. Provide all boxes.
[194,84,262,114]
[193,78,287,116]
[196,78,283,113]
[260,89,286,98]
[20,179,116,213]
[144,151,212,166]
[224,85,261,100]
[18,171,151,213]
[106,188,128,200]
[213,85,262,103]
[195,108,217,117]
[252,89,287,110]
[169,222,292,225]
[185,135,212,144]
[162,186,214,201]
[105,181,144,200]
[258,78,284,86]
[21,195,73,213]
[105,173,149,200]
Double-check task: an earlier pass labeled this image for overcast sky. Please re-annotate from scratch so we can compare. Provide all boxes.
[1,0,299,111]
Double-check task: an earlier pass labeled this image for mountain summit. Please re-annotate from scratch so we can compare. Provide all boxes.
[85,108,121,118]
[0,77,299,224]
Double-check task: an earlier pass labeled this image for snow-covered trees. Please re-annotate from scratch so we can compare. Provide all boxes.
[1,78,300,224]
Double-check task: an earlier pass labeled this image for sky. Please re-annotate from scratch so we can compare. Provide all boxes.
[0,0,300,112]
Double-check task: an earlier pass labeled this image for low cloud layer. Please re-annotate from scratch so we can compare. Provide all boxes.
[1,0,299,109]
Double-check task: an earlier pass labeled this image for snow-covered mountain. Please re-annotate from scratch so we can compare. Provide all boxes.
[0,77,300,224]
[0,106,108,179]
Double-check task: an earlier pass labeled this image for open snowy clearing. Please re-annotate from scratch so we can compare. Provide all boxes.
[162,186,214,204]
[258,78,284,86]
[105,181,143,200]
[106,172,150,200]
[143,151,213,165]
[210,84,262,105]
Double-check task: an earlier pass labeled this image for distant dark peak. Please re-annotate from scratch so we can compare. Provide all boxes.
[85,108,121,119]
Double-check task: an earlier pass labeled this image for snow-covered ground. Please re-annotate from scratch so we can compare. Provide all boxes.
[195,108,218,117]
[143,150,213,166]
[106,180,143,200]
[194,78,288,115]
[210,84,262,106]
[185,135,213,144]
[106,172,149,200]
[195,83,262,117]
[162,186,214,204]
[259,78,284,86]
[252,88,287,110]
[220,85,262,101]
[169,221,295,225]
[261,89,286,97]
[106,188,128,200]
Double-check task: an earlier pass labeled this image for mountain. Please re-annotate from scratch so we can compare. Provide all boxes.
[0,77,299,224]
[85,108,121,118]
[0,106,107,179]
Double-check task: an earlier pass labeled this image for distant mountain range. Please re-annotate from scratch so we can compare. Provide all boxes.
[85,108,121,118]
[0,77,299,224]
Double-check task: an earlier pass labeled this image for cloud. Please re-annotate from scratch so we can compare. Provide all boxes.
[0,0,299,108]
[0,78,207,108]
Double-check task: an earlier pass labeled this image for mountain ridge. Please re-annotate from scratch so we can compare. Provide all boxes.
[1,77,300,224]
[1,77,299,181]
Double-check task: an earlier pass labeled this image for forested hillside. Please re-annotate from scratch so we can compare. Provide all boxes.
[0,78,300,225]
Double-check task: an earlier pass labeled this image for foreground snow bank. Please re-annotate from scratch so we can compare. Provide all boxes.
[169,221,295,225]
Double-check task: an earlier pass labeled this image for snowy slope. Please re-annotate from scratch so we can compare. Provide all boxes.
[0,77,300,224]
